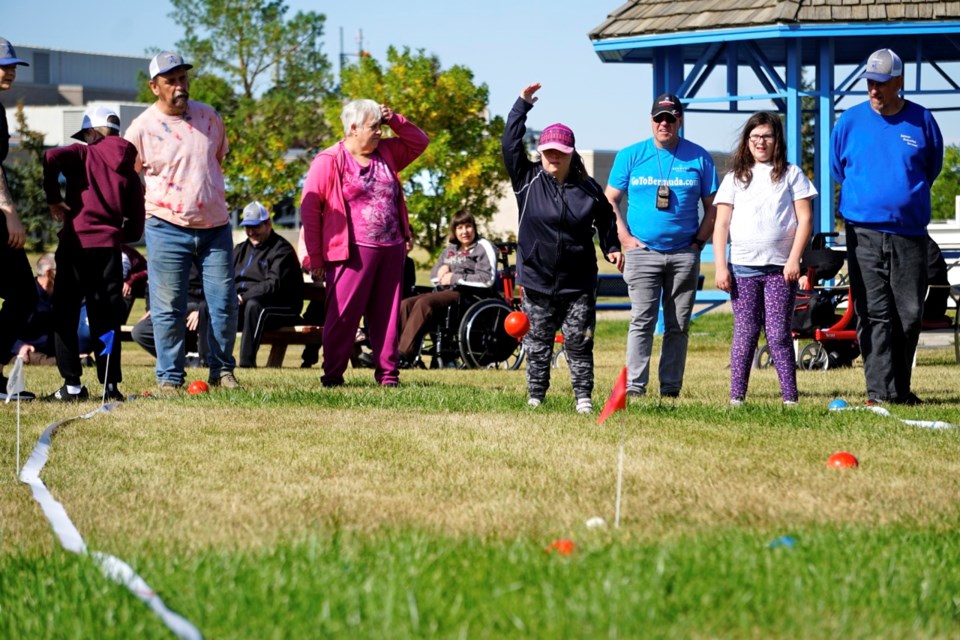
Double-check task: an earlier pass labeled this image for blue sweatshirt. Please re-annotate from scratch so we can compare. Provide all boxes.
[831,100,943,235]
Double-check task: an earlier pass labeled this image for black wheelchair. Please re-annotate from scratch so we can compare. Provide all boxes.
[413,242,525,370]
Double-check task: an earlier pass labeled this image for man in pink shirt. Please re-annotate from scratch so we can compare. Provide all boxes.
[125,51,240,391]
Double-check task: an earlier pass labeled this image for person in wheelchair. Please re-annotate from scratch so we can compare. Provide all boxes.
[397,210,496,367]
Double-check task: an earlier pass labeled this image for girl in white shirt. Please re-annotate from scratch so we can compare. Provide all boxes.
[713,112,817,405]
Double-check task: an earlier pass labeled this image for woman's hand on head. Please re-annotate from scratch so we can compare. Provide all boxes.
[520,83,541,104]
[380,104,394,124]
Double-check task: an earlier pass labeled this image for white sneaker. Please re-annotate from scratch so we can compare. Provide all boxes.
[783,400,798,406]
[730,399,743,407]
[528,398,542,408]
[576,398,593,414]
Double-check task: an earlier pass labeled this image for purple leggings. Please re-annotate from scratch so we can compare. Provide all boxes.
[729,273,798,402]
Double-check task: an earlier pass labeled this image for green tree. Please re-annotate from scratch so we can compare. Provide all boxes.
[931,144,960,222]
[335,46,507,253]
[167,0,334,210]
[5,103,56,251]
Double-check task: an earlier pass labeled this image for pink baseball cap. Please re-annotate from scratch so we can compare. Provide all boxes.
[537,123,575,154]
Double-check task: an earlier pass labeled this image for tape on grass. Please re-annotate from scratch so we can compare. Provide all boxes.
[834,402,958,430]
[19,401,203,640]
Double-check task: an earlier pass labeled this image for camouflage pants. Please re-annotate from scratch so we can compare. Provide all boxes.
[522,289,596,402]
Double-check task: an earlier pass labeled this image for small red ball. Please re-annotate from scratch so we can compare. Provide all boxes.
[504,311,530,339]
[826,451,858,468]
[187,380,210,395]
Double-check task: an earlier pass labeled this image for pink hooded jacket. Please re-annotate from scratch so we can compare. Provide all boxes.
[299,112,429,270]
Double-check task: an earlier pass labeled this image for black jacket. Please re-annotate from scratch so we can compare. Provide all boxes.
[233,230,304,314]
[502,98,619,296]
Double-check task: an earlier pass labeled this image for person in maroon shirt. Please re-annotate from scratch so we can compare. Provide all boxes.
[41,106,145,401]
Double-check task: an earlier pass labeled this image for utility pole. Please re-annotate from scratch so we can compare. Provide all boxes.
[338,27,366,80]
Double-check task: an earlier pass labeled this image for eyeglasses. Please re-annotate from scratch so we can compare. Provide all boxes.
[749,134,775,143]
[653,114,678,124]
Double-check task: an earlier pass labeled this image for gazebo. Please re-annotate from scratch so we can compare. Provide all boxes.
[589,1,960,234]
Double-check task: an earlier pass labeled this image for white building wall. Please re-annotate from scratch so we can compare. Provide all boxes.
[20,102,148,147]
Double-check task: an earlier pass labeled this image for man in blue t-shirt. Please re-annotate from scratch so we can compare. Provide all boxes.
[831,48,943,406]
[605,93,719,398]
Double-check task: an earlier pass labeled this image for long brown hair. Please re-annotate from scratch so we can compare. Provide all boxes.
[731,112,787,187]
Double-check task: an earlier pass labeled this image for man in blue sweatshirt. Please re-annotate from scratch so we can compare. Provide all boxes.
[831,48,943,405]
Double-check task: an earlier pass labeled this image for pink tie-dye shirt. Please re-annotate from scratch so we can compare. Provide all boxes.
[341,149,404,246]
[124,100,229,228]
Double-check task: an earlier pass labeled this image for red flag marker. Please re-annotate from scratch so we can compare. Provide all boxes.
[597,367,627,425]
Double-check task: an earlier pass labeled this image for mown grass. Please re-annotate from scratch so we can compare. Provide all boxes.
[2,313,960,638]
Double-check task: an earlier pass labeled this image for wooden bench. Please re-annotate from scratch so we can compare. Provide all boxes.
[259,325,323,368]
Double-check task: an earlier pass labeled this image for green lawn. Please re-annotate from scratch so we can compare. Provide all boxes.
[2,314,959,638]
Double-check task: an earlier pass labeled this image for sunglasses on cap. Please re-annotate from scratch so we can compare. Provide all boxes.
[653,113,678,124]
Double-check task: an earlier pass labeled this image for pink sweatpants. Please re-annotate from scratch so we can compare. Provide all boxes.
[322,243,405,386]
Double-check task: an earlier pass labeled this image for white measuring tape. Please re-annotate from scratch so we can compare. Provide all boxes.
[19,401,203,640]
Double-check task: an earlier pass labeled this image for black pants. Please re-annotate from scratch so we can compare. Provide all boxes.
[53,246,125,386]
[0,245,37,363]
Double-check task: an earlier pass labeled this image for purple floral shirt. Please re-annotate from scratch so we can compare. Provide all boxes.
[342,150,403,246]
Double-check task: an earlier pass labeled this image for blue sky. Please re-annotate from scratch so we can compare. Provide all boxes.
[5,1,958,151]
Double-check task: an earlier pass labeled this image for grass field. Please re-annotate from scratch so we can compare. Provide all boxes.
[2,313,960,638]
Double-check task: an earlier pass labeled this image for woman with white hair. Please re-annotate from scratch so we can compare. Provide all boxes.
[300,99,429,387]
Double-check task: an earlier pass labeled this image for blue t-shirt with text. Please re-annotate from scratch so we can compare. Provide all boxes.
[608,138,719,251]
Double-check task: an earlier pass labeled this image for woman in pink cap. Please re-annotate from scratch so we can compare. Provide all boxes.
[502,82,622,414]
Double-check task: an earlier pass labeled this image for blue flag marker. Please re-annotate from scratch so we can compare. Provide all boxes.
[99,330,115,356]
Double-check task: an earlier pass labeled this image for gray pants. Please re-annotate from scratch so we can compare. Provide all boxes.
[846,225,927,402]
[522,289,596,402]
[623,246,700,395]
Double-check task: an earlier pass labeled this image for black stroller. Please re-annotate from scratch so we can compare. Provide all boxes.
[754,233,860,371]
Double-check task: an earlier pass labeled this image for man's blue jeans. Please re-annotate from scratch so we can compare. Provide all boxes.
[145,217,237,385]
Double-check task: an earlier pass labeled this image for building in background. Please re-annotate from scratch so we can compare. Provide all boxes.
[4,45,148,150]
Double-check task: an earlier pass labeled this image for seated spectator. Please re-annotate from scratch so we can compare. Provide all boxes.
[121,244,148,322]
[132,264,207,367]
[11,253,56,365]
[397,210,496,366]
[229,201,303,367]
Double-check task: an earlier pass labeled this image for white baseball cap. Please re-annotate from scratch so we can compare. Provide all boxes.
[859,49,903,82]
[71,106,120,141]
[240,201,271,226]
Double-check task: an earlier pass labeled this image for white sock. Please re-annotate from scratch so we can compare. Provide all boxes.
[66,385,82,394]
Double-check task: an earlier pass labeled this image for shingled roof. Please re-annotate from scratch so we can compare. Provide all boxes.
[590,0,960,40]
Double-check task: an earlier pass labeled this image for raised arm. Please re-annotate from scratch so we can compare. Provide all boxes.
[379,107,430,173]
[501,83,541,183]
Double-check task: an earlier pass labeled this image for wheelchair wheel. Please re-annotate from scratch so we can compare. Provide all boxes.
[458,298,524,369]
[552,346,567,369]
[753,344,772,369]
[798,342,829,371]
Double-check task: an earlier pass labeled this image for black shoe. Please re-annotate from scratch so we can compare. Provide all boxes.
[43,385,90,403]
[893,392,923,406]
[105,385,125,401]
[0,374,36,401]
[356,351,375,368]
[661,390,680,398]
